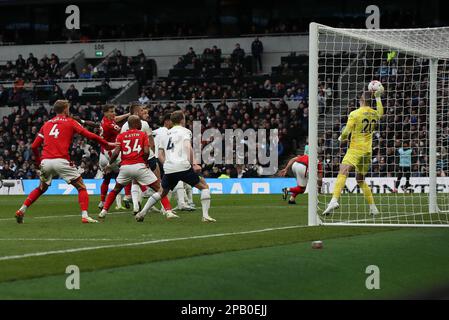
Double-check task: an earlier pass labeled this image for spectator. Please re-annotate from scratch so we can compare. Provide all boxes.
[0,85,9,106]
[65,84,79,104]
[184,47,197,63]
[136,49,146,61]
[64,70,77,79]
[251,36,264,73]
[231,43,245,65]
[0,163,14,179]
[48,84,64,105]
[79,68,92,79]
[27,53,38,67]
[15,54,26,71]
[138,92,150,105]
[99,80,111,96]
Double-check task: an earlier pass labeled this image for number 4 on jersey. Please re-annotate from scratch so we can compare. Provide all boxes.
[49,124,60,138]
[167,137,174,150]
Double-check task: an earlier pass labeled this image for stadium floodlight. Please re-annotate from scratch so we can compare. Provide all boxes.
[308,23,449,227]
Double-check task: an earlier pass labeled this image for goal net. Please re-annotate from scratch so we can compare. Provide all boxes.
[308,23,449,227]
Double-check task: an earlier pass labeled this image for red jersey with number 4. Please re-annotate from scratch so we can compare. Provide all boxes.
[296,154,323,173]
[116,129,149,165]
[33,115,109,162]
[100,116,121,153]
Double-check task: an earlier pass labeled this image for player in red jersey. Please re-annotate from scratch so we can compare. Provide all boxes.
[15,100,117,224]
[278,153,323,204]
[98,104,130,210]
[98,115,177,219]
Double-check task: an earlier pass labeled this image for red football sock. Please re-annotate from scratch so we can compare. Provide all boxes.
[289,186,306,198]
[78,188,89,211]
[104,190,118,211]
[24,187,44,207]
[100,178,110,202]
[124,184,131,198]
[140,184,148,192]
[161,196,172,211]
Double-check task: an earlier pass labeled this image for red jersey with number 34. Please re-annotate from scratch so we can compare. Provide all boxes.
[116,129,149,165]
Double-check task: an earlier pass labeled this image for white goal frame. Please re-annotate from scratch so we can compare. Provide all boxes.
[308,22,449,227]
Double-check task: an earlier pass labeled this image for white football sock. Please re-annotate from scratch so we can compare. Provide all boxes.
[174,181,186,208]
[116,193,122,207]
[140,193,162,216]
[81,210,89,218]
[131,183,141,212]
[185,183,193,205]
[200,189,211,218]
[19,205,28,212]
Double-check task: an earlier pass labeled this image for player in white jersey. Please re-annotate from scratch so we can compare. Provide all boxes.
[135,110,215,223]
[154,113,195,211]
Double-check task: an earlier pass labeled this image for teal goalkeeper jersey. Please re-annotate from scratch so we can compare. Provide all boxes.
[398,148,412,167]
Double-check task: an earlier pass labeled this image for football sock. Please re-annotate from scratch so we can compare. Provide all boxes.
[200,189,211,218]
[185,183,193,205]
[23,187,44,208]
[289,186,305,198]
[359,181,375,205]
[175,182,186,207]
[124,184,132,199]
[100,178,110,202]
[104,190,118,211]
[161,196,172,211]
[115,193,122,207]
[81,211,89,218]
[140,193,162,216]
[332,174,347,202]
[78,188,89,212]
[131,183,141,212]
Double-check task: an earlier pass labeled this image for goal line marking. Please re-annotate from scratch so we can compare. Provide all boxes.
[0,225,304,261]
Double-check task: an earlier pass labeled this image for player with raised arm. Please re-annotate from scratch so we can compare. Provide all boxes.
[120,104,174,215]
[15,100,117,224]
[98,104,130,210]
[322,86,384,216]
[279,153,323,204]
[135,110,215,223]
[98,116,177,219]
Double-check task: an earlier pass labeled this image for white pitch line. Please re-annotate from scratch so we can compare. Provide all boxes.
[0,225,304,261]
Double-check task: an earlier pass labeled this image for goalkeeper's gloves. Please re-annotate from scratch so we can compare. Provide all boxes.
[338,135,342,142]
[374,84,384,98]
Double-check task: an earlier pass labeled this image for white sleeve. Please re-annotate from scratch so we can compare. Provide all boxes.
[142,121,152,136]
[120,122,128,133]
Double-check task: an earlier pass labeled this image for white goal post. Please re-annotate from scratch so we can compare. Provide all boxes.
[308,23,449,227]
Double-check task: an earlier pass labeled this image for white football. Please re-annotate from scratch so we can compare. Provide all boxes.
[368,80,384,93]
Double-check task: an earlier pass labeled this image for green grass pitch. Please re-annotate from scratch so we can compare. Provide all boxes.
[0,194,448,299]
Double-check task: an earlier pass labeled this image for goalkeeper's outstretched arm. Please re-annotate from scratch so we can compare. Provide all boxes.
[374,89,384,117]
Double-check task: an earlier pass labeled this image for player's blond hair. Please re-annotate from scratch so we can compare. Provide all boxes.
[170,110,184,125]
[54,100,69,114]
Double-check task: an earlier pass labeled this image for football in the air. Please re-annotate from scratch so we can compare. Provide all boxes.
[368,80,384,94]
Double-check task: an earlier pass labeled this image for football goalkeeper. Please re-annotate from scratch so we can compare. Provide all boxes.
[323,86,384,216]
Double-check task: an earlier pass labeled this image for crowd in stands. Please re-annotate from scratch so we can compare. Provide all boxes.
[139,77,307,102]
[0,94,307,180]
